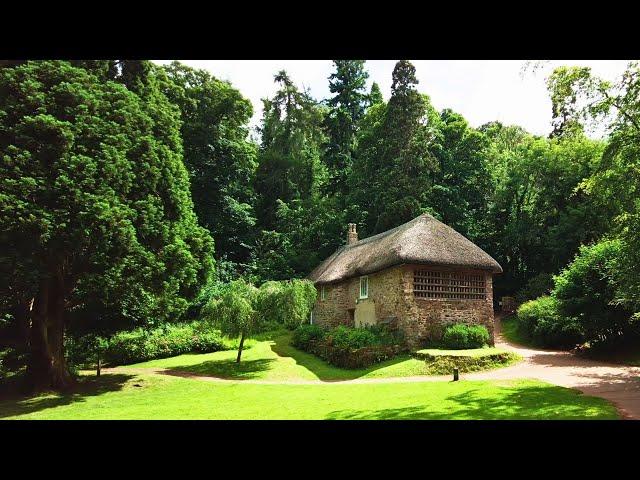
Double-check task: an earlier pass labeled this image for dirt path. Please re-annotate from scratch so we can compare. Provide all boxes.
[468,316,640,419]
[111,317,640,419]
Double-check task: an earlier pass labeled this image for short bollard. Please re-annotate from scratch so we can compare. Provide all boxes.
[97,358,101,377]
[453,368,459,381]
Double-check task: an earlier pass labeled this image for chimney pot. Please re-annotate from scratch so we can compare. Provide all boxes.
[347,223,358,245]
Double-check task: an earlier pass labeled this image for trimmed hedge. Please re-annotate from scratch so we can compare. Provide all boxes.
[441,324,489,349]
[66,321,228,367]
[304,341,403,369]
[412,349,520,375]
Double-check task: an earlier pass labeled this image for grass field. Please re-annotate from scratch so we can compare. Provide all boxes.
[128,332,520,381]
[0,330,619,420]
[0,372,618,420]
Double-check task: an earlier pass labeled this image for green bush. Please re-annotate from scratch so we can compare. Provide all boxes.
[553,239,633,345]
[292,324,406,369]
[516,296,583,348]
[66,321,227,367]
[327,325,378,350]
[292,324,325,350]
[441,324,489,349]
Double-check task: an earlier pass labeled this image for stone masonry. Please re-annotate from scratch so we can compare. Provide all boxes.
[312,263,495,349]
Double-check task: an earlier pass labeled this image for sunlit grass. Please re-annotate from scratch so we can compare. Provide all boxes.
[0,372,618,420]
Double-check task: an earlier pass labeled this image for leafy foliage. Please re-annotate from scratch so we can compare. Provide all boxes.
[441,324,490,349]
[0,61,213,388]
[255,279,316,328]
[291,324,325,350]
[516,296,583,348]
[66,321,227,367]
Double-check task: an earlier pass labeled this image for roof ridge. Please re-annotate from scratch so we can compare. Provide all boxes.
[308,213,502,284]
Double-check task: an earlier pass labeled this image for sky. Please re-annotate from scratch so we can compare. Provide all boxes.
[153,60,633,138]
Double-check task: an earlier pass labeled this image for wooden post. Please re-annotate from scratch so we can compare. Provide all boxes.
[97,358,101,377]
[453,368,459,381]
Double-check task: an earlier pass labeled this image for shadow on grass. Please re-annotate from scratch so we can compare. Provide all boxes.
[326,383,619,420]
[0,373,135,419]
[164,358,276,380]
[158,331,412,382]
[269,334,411,381]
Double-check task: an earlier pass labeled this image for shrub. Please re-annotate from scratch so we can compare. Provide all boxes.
[516,296,583,348]
[292,324,325,350]
[292,324,406,369]
[66,321,227,367]
[327,325,377,350]
[441,324,489,349]
[553,239,633,345]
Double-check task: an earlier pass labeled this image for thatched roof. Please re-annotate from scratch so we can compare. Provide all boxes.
[307,214,502,285]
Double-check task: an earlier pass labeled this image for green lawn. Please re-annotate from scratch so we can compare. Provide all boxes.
[0,372,618,420]
[127,332,519,381]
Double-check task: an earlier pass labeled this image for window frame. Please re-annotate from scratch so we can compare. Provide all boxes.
[359,275,369,299]
[320,285,326,301]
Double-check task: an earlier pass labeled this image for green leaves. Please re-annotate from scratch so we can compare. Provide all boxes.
[1,60,213,333]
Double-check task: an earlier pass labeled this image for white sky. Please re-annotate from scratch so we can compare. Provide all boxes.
[153,60,633,138]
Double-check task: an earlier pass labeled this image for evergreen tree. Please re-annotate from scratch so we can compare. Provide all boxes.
[0,61,213,390]
[368,82,383,107]
[351,60,438,234]
[323,60,369,199]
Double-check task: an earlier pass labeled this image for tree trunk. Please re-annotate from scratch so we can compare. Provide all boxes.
[236,332,246,363]
[26,270,75,392]
[14,297,33,347]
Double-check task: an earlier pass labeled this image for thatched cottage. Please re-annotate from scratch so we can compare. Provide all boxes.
[307,214,503,348]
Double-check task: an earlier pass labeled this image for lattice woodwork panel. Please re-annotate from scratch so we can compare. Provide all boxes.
[413,270,486,300]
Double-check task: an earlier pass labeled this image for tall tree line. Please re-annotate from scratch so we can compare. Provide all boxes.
[3,59,638,389]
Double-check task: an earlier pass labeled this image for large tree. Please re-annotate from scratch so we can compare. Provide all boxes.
[160,62,257,271]
[0,61,213,390]
[323,60,369,199]
[351,60,439,235]
[254,70,327,231]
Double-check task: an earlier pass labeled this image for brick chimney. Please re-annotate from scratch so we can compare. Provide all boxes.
[347,223,358,245]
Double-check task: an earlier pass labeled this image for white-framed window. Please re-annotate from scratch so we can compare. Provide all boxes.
[359,276,369,299]
[320,285,326,301]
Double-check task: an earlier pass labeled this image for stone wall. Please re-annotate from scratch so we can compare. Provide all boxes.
[398,264,495,348]
[312,263,495,349]
[312,266,405,328]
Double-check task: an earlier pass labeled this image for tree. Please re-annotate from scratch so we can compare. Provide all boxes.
[0,61,213,390]
[543,63,640,314]
[204,279,258,362]
[427,109,492,241]
[254,70,327,231]
[351,60,439,235]
[323,61,369,199]
[160,62,258,271]
[368,82,383,107]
